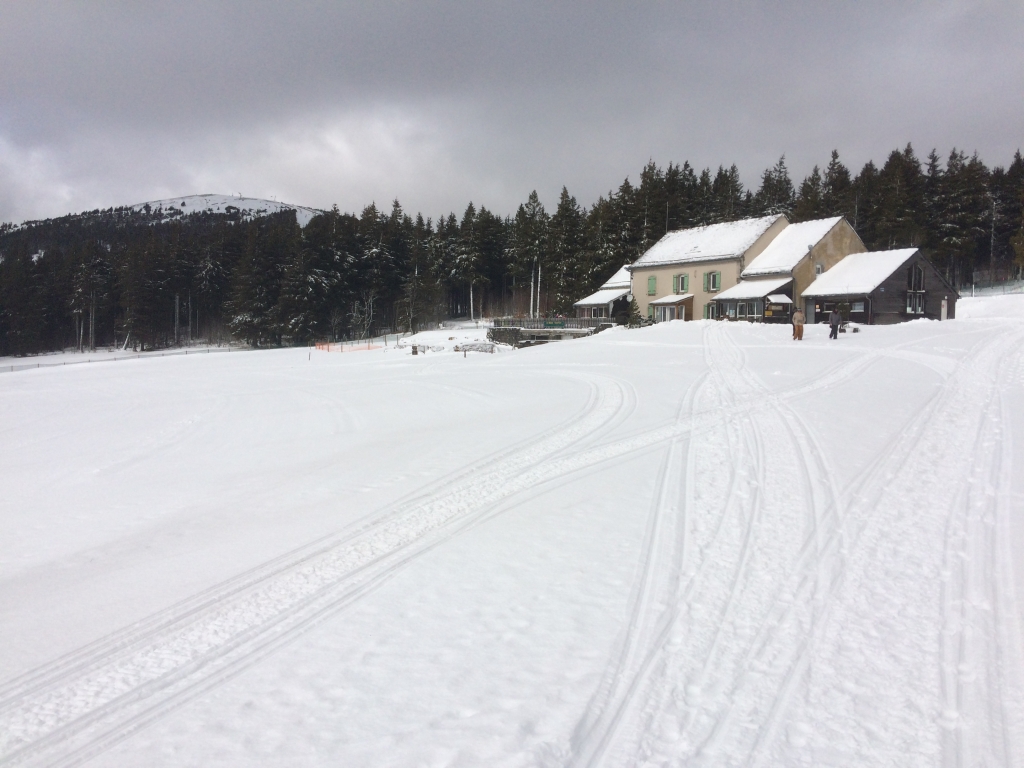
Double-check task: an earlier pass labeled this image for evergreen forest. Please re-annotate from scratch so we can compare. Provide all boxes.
[1,144,1022,356]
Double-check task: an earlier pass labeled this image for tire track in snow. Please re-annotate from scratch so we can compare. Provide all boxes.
[759,326,1024,766]
[0,372,632,768]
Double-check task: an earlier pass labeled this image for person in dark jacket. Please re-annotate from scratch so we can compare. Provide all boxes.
[828,308,841,339]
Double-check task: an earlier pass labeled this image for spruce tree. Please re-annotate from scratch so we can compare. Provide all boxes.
[753,156,795,217]
[548,187,587,313]
[873,144,926,249]
[792,165,824,222]
[934,149,990,285]
[822,150,853,218]
[711,165,744,222]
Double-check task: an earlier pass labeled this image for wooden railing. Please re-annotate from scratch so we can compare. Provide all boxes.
[490,317,611,329]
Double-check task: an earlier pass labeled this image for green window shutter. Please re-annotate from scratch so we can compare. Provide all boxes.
[681,274,689,292]
[672,275,679,294]
[647,275,656,295]
[702,272,709,292]
[647,304,654,319]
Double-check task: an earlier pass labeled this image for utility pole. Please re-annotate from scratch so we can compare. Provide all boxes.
[536,261,542,318]
[529,258,536,319]
[89,290,95,351]
[990,195,997,279]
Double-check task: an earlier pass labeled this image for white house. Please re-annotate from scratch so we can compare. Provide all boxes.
[574,264,631,319]
[627,215,787,320]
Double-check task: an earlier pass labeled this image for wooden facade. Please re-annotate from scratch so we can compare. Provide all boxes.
[804,251,958,325]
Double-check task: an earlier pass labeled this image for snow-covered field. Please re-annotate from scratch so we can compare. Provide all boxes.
[2,299,1023,767]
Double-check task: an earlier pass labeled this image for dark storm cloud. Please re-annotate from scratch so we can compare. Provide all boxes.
[1,1,1022,222]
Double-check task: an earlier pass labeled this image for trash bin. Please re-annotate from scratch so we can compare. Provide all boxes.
[412,345,418,355]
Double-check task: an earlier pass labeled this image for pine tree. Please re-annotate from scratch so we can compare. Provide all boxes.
[753,156,795,217]
[711,165,744,222]
[548,187,587,313]
[822,150,853,218]
[792,165,824,222]
[509,191,548,317]
[455,202,483,319]
[873,144,926,249]
[851,160,880,245]
[226,212,296,346]
[695,168,714,225]
[627,296,643,327]
[933,149,990,285]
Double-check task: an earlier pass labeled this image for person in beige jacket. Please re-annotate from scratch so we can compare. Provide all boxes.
[791,307,805,340]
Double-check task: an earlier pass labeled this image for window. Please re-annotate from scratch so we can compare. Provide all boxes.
[851,301,865,313]
[703,303,717,319]
[647,275,657,295]
[908,264,924,291]
[703,271,721,292]
[906,264,925,314]
[737,302,747,317]
[672,273,689,294]
[815,263,824,276]
[592,307,605,318]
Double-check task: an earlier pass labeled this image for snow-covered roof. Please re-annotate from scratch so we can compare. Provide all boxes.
[600,264,632,290]
[650,293,694,305]
[713,277,793,301]
[130,194,323,227]
[767,294,793,304]
[574,287,629,307]
[630,215,784,269]
[741,217,843,277]
[801,249,918,297]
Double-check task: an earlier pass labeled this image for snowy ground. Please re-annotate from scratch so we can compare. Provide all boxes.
[0,345,249,373]
[1,299,1023,767]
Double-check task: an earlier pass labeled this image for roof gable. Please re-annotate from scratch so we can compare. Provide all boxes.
[742,217,843,277]
[631,215,784,269]
[802,249,918,296]
[600,264,632,290]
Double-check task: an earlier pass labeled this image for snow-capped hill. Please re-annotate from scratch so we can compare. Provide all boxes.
[130,194,323,227]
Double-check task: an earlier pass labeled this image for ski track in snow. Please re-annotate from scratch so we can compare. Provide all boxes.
[3,318,1024,766]
[0,337,893,767]
[0,371,635,767]
[0,347,866,768]
[565,321,1024,767]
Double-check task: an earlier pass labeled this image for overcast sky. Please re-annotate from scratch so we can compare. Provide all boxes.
[1,1,1022,224]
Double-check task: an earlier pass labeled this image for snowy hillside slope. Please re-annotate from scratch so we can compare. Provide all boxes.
[129,194,323,226]
[1,302,1023,766]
